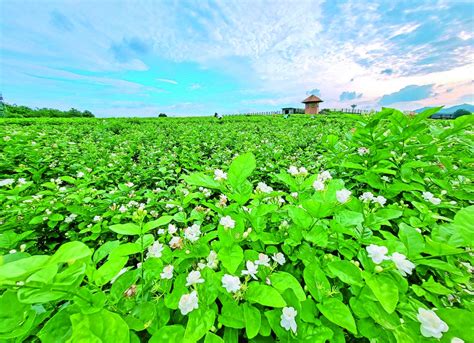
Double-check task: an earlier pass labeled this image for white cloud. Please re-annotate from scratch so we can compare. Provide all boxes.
[157,78,178,85]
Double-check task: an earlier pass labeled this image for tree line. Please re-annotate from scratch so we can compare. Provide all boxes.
[1,103,95,118]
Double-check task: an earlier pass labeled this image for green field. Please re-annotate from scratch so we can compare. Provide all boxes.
[0,110,473,342]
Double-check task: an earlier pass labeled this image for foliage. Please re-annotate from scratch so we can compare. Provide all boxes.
[0,109,473,342]
[3,103,95,118]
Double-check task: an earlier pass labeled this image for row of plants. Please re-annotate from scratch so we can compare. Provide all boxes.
[0,109,473,342]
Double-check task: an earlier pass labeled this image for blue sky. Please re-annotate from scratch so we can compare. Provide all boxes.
[0,0,473,117]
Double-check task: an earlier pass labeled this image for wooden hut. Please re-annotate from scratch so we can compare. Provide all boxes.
[302,95,323,114]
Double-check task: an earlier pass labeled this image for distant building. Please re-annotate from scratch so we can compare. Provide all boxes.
[302,95,323,114]
[281,107,304,114]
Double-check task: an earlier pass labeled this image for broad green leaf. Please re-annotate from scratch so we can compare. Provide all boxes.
[303,264,330,302]
[184,309,215,342]
[328,260,363,285]
[453,205,474,246]
[93,257,128,286]
[183,173,221,189]
[243,303,261,339]
[204,332,224,343]
[269,272,306,301]
[149,325,185,343]
[228,152,256,188]
[317,298,357,334]
[287,206,313,228]
[50,241,92,264]
[365,274,399,313]
[143,216,173,233]
[218,244,243,274]
[0,255,50,281]
[109,223,141,236]
[245,283,286,307]
[398,223,424,258]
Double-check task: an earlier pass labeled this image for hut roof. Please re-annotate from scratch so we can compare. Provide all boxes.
[302,95,323,103]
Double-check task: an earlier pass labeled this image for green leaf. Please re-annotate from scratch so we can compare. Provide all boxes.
[303,264,330,302]
[184,309,215,342]
[437,308,474,342]
[317,298,357,334]
[365,274,399,313]
[183,173,221,189]
[328,260,363,285]
[287,206,313,228]
[143,216,173,233]
[0,255,50,281]
[93,257,128,286]
[398,224,424,258]
[204,332,224,343]
[453,205,474,246]
[218,244,243,274]
[50,241,92,264]
[228,152,256,188]
[243,303,261,339]
[109,243,141,258]
[269,272,306,301]
[37,305,79,342]
[109,223,141,236]
[245,283,286,307]
[149,325,185,343]
[66,309,129,343]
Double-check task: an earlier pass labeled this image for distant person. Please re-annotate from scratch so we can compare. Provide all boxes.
[215,112,223,120]
[284,114,289,119]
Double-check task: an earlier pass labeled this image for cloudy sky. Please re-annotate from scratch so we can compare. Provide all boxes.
[1,0,473,117]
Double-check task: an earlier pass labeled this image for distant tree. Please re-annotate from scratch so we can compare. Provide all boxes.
[3,103,94,118]
[82,110,94,118]
[158,113,167,117]
[351,104,357,113]
[453,109,470,118]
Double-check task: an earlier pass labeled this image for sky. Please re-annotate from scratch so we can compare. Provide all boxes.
[0,0,473,117]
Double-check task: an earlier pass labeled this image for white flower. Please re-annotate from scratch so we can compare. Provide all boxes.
[220,216,235,229]
[272,252,286,266]
[207,250,219,269]
[373,195,387,206]
[214,169,227,181]
[160,265,174,279]
[119,205,127,213]
[169,236,183,249]
[93,215,101,222]
[0,179,15,187]
[110,268,128,284]
[312,180,325,191]
[17,178,26,185]
[358,147,370,156]
[147,241,164,259]
[422,191,441,205]
[241,261,259,280]
[186,270,205,286]
[366,244,389,264]
[451,338,464,343]
[221,274,241,293]
[77,171,85,178]
[417,308,449,339]
[317,170,332,182]
[178,291,199,315]
[3,136,11,141]
[359,192,374,203]
[184,224,201,242]
[64,213,77,223]
[336,189,351,204]
[20,244,26,252]
[288,166,299,176]
[9,249,17,254]
[256,182,273,193]
[280,307,298,334]
[157,229,165,235]
[291,192,298,198]
[381,176,391,182]
[125,182,134,187]
[298,167,308,176]
[168,224,178,235]
[266,277,272,285]
[255,253,271,267]
[390,252,415,276]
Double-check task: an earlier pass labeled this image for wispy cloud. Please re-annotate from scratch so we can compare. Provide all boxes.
[157,78,178,85]
[379,84,433,106]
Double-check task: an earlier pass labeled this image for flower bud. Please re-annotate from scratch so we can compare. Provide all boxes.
[375,266,384,273]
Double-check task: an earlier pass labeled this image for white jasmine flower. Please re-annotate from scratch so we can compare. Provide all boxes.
[168,224,178,235]
[77,171,85,178]
[157,229,165,235]
[241,261,258,280]
[119,205,127,213]
[17,178,26,185]
[366,244,389,264]
[0,179,15,187]
[390,252,415,276]
[59,187,67,192]
[218,194,228,207]
[317,170,332,182]
[381,176,391,182]
[256,182,273,193]
[373,195,387,206]
[358,147,370,156]
[288,166,299,176]
[214,169,227,181]
[359,192,374,203]
[221,274,241,293]
[64,213,77,223]
[184,224,201,242]
[219,215,236,229]
[291,192,298,198]
[336,189,351,203]
[255,253,271,267]
[125,182,134,187]
[110,268,128,284]
[272,252,286,266]
[9,249,17,254]
[206,250,219,269]
[417,308,449,339]
[20,244,26,252]
[422,191,441,205]
[298,167,308,176]
[280,307,298,334]
[312,180,325,191]
[93,215,101,222]
[160,265,174,279]
[147,241,164,259]
[178,291,199,315]
[169,236,183,249]
[186,270,205,286]
[3,136,11,141]
[45,209,52,215]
